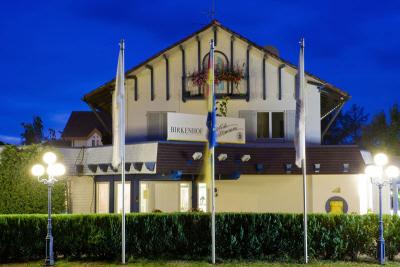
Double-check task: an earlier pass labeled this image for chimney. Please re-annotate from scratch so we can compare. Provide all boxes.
[264,45,279,57]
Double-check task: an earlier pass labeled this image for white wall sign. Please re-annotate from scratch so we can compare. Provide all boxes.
[167,112,245,144]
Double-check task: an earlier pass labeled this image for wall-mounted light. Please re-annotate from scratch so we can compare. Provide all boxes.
[285,163,293,174]
[192,152,203,161]
[314,163,321,173]
[256,163,264,172]
[343,163,350,173]
[217,153,228,161]
[241,154,251,162]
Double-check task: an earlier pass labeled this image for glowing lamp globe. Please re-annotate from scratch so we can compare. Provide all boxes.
[31,164,45,177]
[47,163,66,177]
[43,152,57,165]
[386,165,400,178]
[374,153,388,167]
[365,165,382,178]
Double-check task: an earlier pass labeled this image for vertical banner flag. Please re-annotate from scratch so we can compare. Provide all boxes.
[206,39,217,265]
[112,40,126,264]
[295,38,308,264]
[295,38,306,169]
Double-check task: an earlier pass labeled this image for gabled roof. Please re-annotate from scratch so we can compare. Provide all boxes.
[62,111,111,139]
[83,20,349,114]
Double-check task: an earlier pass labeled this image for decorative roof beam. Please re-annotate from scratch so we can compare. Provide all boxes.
[163,55,170,101]
[196,36,201,95]
[278,64,286,100]
[246,45,252,102]
[180,45,186,102]
[145,65,154,101]
[262,55,267,100]
[230,35,235,94]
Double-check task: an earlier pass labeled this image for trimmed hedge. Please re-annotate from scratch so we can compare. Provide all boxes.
[0,213,399,263]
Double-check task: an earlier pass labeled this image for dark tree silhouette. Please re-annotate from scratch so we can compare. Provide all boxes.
[361,104,400,155]
[21,116,44,145]
[323,104,369,145]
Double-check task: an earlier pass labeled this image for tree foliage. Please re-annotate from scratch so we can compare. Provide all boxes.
[361,104,400,155]
[323,104,369,145]
[0,145,66,214]
[21,116,44,145]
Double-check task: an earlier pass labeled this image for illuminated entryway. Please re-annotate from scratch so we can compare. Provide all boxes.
[139,181,192,212]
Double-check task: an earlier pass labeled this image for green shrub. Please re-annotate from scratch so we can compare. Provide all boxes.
[0,145,66,214]
[0,213,398,263]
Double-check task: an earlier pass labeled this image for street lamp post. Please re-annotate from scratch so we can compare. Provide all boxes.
[365,153,399,265]
[31,152,65,266]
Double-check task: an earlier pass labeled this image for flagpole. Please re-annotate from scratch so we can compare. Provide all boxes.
[209,39,216,265]
[120,39,126,265]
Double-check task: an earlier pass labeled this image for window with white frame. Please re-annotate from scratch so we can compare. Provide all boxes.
[115,182,131,213]
[96,182,109,213]
[257,112,284,139]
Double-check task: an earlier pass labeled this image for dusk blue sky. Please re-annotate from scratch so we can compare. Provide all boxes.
[1,0,399,144]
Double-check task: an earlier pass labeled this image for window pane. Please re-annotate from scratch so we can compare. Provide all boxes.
[257,112,269,138]
[115,182,130,213]
[180,183,190,212]
[198,183,207,212]
[96,182,109,213]
[272,112,284,138]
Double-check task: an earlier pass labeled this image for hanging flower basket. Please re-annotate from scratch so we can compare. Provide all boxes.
[188,65,244,89]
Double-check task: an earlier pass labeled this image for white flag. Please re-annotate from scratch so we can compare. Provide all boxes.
[112,41,125,169]
[294,38,305,168]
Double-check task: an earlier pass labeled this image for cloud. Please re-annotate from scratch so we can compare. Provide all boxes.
[0,134,20,144]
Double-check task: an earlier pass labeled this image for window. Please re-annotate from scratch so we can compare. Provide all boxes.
[257,112,284,139]
[257,112,269,138]
[180,183,190,212]
[198,183,207,212]
[96,182,109,213]
[92,139,96,147]
[202,51,229,94]
[272,112,284,138]
[147,112,168,140]
[115,182,130,213]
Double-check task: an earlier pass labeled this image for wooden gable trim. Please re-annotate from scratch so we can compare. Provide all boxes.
[180,45,186,102]
[246,45,251,102]
[133,75,138,101]
[263,55,267,100]
[83,20,349,110]
[145,65,154,101]
[163,55,170,101]
[278,64,286,100]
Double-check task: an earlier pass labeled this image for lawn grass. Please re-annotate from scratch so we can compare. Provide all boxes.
[2,260,400,267]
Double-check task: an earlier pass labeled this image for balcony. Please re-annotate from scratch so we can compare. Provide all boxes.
[182,68,248,101]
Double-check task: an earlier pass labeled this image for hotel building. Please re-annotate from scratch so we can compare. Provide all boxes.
[60,20,392,215]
